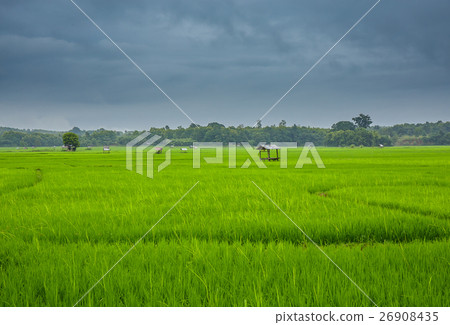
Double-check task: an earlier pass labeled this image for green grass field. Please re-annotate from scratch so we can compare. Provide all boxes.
[0,146,448,307]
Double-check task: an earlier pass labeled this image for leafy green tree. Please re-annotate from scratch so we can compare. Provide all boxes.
[354,128,379,146]
[63,132,80,150]
[352,114,372,128]
[331,121,355,131]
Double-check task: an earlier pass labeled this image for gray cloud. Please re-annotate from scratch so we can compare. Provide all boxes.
[0,0,449,130]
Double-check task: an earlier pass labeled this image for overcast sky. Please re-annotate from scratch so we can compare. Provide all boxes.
[1,0,449,130]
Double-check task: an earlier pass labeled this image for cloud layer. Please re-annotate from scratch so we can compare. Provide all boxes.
[1,0,449,130]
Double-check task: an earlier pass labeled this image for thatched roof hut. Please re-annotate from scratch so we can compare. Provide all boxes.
[256,144,280,161]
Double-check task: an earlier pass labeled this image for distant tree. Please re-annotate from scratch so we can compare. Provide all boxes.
[279,120,287,127]
[90,129,118,146]
[424,131,450,145]
[207,122,225,128]
[0,131,26,146]
[326,128,380,147]
[256,120,262,128]
[204,127,223,141]
[1,120,447,148]
[395,135,423,146]
[20,134,43,147]
[331,121,356,131]
[352,114,372,129]
[69,126,83,135]
[63,132,80,151]
[353,128,379,146]
[379,135,392,146]
[79,132,92,147]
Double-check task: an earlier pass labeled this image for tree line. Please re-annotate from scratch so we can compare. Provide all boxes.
[0,116,448,147]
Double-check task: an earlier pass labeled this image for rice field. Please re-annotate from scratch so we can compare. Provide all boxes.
[0,146,449,306]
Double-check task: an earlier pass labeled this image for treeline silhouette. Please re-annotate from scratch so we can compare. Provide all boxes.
[0,120,448,147]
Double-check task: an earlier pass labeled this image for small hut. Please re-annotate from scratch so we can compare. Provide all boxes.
[256,144,280,161]
[154,147,163,154]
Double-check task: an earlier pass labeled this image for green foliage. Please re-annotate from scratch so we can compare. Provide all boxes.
[423,131,450,145]
[0,120,448,147]
[22,134,61,147]
[86,129,118,146]
[377,121,449,137]
[171,138,195,146]
[326,128,381,147]
[0,131,26,146]
[331,121,356,131]
[395,136,422,146]
[62,132,80,148]
[207,122,225,128]
[0,131,61,147]
[68,126,83,135]
[352,114,373,128]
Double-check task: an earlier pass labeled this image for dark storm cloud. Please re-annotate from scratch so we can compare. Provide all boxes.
[0,0,449,130]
